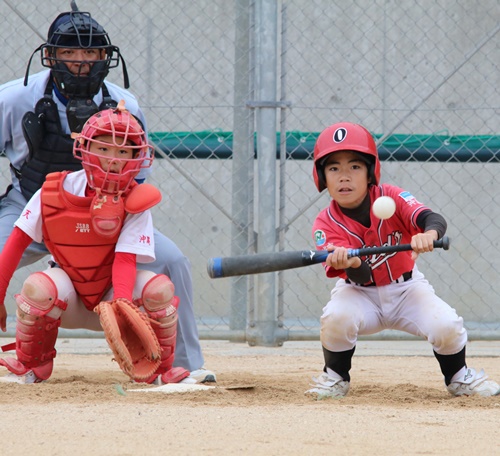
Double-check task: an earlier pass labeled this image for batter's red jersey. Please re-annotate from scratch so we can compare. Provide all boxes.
[312,184,429,285]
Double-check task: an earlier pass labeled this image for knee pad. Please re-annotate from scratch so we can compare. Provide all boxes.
[15,270,69,319]
[140,274,177,318]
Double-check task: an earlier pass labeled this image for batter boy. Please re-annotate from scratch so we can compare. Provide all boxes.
[306,122,500,398]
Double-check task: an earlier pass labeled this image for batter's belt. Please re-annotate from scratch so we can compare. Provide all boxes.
[345,270,412,287]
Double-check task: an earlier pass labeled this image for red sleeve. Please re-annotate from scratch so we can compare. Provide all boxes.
[0,227,33,304]
[112,252,137,301]
[312,207,348,279]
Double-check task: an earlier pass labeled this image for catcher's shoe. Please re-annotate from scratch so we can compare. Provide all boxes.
[146,367,190,385]
[305,372,350,398]
[181,367,217,384]
[0,370,43,384]
[447,368,500,397]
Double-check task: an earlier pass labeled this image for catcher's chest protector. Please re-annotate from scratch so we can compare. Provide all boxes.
[41,172,124,310]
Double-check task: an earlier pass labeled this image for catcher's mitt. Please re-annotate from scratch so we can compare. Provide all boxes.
[94,298,161,382]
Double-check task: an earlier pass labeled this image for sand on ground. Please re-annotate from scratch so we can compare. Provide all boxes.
[0,339,499,456]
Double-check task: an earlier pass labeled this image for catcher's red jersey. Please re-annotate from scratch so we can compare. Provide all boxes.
[312,184,429,285]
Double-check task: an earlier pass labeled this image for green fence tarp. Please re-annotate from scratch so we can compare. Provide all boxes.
[150,131,500,163]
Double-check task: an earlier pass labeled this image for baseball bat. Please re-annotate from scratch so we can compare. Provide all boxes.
[207,236,450,279]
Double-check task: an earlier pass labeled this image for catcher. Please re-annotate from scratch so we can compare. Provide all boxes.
[0,101,189,385]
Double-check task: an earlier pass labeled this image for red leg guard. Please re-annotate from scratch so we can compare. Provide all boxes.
[0,271,64,381]
[0,311,60,381]
[139,274,189,384]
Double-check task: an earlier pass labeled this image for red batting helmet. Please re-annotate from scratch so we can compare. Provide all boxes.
[313,122,380,192]
[73,101,153,194]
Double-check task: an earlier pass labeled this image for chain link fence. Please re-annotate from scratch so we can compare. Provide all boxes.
[1,0,499,343]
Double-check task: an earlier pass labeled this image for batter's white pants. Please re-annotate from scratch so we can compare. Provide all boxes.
[320,266,467,355]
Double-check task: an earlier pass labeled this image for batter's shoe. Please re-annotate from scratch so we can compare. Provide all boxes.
[181,368,217,384]
[305,372,350,399]
[447,368,500,397]
[0,370,43,384]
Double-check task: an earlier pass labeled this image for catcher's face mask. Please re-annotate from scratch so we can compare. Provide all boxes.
[42,11,119,99]
[73,102,153,195]
[23,10,130,132]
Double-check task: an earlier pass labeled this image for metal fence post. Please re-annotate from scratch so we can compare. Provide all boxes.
[229,0,254,337]
[246,0,287,346]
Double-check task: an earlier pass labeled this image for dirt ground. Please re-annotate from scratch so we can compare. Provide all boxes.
[0,338,499,456]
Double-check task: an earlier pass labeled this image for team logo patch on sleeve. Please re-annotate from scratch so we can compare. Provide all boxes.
[398,191,420,206]
[314,230,326,246]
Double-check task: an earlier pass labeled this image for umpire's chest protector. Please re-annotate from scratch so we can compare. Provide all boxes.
[20,94,81,201]
[40,171,123,311]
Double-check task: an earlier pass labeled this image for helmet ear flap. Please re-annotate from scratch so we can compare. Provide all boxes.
[368,163,375,185]
[315,164,327,192]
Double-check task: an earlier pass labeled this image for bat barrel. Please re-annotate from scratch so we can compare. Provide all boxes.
[207,250,328,278]
[207,257,224,278]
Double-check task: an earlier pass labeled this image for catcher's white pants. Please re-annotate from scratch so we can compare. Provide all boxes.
[40,267,154,331]
[320,265,467,355]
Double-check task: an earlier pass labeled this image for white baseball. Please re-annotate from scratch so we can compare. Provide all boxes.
[372,196,396,220]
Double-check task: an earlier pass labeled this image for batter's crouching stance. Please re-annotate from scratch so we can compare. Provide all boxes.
[0,104,188,384]
[305,122,500,399]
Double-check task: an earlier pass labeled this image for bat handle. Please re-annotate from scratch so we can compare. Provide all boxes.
[347,235,451,258]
